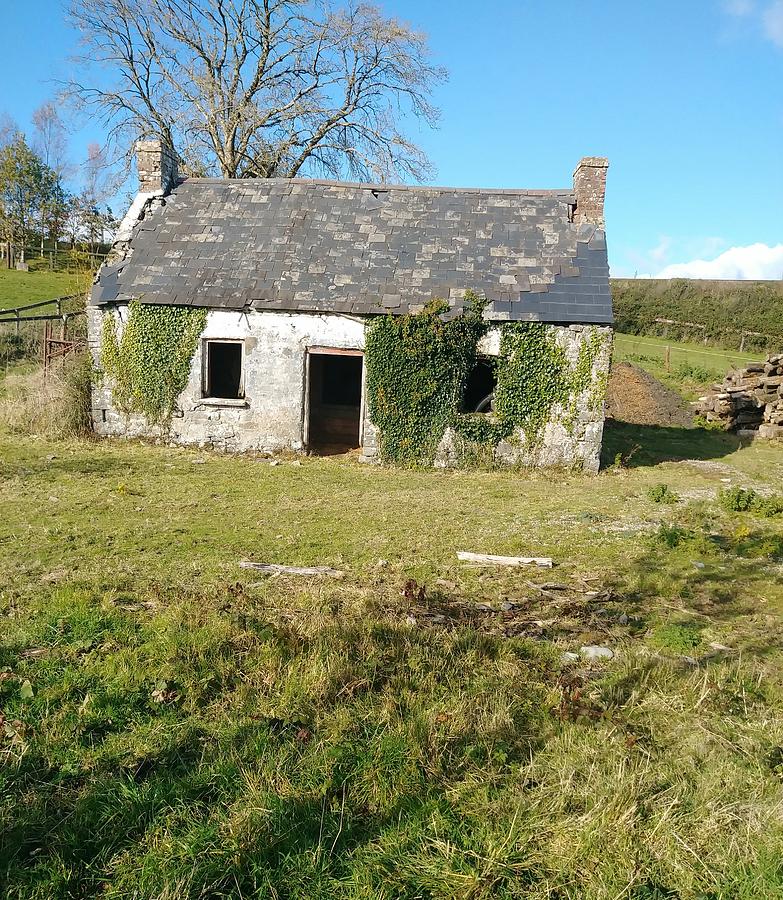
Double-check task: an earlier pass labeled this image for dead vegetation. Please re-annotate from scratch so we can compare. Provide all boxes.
[0,356,92,438]
[607,360,694,427]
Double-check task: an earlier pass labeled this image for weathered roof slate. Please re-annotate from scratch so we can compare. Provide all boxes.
[92,177,612,323]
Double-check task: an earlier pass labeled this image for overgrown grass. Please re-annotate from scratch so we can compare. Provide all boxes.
[0,354,92,438]
[1,429,782,897]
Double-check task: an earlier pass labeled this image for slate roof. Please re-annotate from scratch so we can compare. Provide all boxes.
[92,177,612,323]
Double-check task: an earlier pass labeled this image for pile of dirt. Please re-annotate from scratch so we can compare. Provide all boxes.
[606,362,693,427]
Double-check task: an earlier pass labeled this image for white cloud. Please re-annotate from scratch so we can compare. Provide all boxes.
[723,0,755,16]
[649,235,672,264]
[722,0,783,46]
[763,0,783,45]
[655,242,783,279]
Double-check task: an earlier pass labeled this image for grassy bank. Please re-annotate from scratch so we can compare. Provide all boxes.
[1,426,783,898]
[0,266,93,311]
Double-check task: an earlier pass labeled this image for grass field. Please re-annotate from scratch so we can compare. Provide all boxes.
[613,332,765,401]
[1,420,783,897]
[0,266,93,311]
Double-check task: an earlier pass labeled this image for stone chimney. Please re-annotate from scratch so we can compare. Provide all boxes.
[135,138,178,194]
[572,157,609,227]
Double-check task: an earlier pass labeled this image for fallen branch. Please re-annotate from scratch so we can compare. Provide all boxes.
[457,552,553,569]
[240,561,345,578]
[524,581,566,601]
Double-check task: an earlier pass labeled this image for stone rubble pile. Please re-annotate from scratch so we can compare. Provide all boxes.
[695,353,783,438]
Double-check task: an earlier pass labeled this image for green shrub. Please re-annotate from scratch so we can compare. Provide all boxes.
[719,487,783,518]
[648,621,703,655]
[674,362,716,384]
[694,414,727,432]
[647,483,679,504]
[653,523,693,549]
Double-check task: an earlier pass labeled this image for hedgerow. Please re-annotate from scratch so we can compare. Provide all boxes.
[611,278,783,352]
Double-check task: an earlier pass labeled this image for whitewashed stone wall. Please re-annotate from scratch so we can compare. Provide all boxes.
[88,308,610,471]
[88,305,369,452]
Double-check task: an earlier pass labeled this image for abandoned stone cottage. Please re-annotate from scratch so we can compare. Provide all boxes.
[88,141,613,471]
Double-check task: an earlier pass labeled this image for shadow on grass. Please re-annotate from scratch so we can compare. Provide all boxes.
[601,418,741,469]
[603,525,783,663]
[0,605,554,898]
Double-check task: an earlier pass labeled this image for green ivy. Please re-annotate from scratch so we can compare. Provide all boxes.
[492,323,570,446]
[364,294,487,465]
[101,301,208,426]
[365,300,611,467]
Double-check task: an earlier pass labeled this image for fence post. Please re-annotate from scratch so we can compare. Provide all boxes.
[665,345,671,372]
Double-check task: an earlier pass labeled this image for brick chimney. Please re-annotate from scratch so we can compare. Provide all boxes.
[135,138,178,194]
[572,157,609,227]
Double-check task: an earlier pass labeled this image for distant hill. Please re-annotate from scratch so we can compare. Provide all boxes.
[611,278,783,352]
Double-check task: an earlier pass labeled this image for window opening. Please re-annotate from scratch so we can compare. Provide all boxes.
[462,357,497,413]
[205,341,243,399]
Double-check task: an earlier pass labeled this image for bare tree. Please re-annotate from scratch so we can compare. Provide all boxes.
[0,114,19,150]
[32,103,70,176]
[65,0,446,181]
[79,143,119,250]
[32,103,71,255]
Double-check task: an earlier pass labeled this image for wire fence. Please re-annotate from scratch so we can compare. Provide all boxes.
[613,333,764,377]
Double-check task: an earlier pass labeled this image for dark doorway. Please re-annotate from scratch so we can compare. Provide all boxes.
[205,341,243,399]
[307,350,363,453]
[462,357,497,413]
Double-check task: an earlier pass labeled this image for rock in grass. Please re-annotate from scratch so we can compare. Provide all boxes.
[580,645,614,660]
[560,651,580,664]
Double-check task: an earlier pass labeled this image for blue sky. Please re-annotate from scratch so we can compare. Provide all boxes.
[3,0,782,277]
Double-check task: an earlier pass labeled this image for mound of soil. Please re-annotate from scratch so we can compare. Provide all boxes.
[606,362,693,427]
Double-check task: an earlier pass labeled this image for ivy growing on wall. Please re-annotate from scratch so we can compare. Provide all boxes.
[365,298,611,466]
[364,294,487,465]
[101,300,207,426]
[490,323,571,445]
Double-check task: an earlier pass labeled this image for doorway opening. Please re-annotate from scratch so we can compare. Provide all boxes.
[307,349,363,454]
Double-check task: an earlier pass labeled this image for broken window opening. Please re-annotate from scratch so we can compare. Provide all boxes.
[204,340,243,399]
[462,357,497,413]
